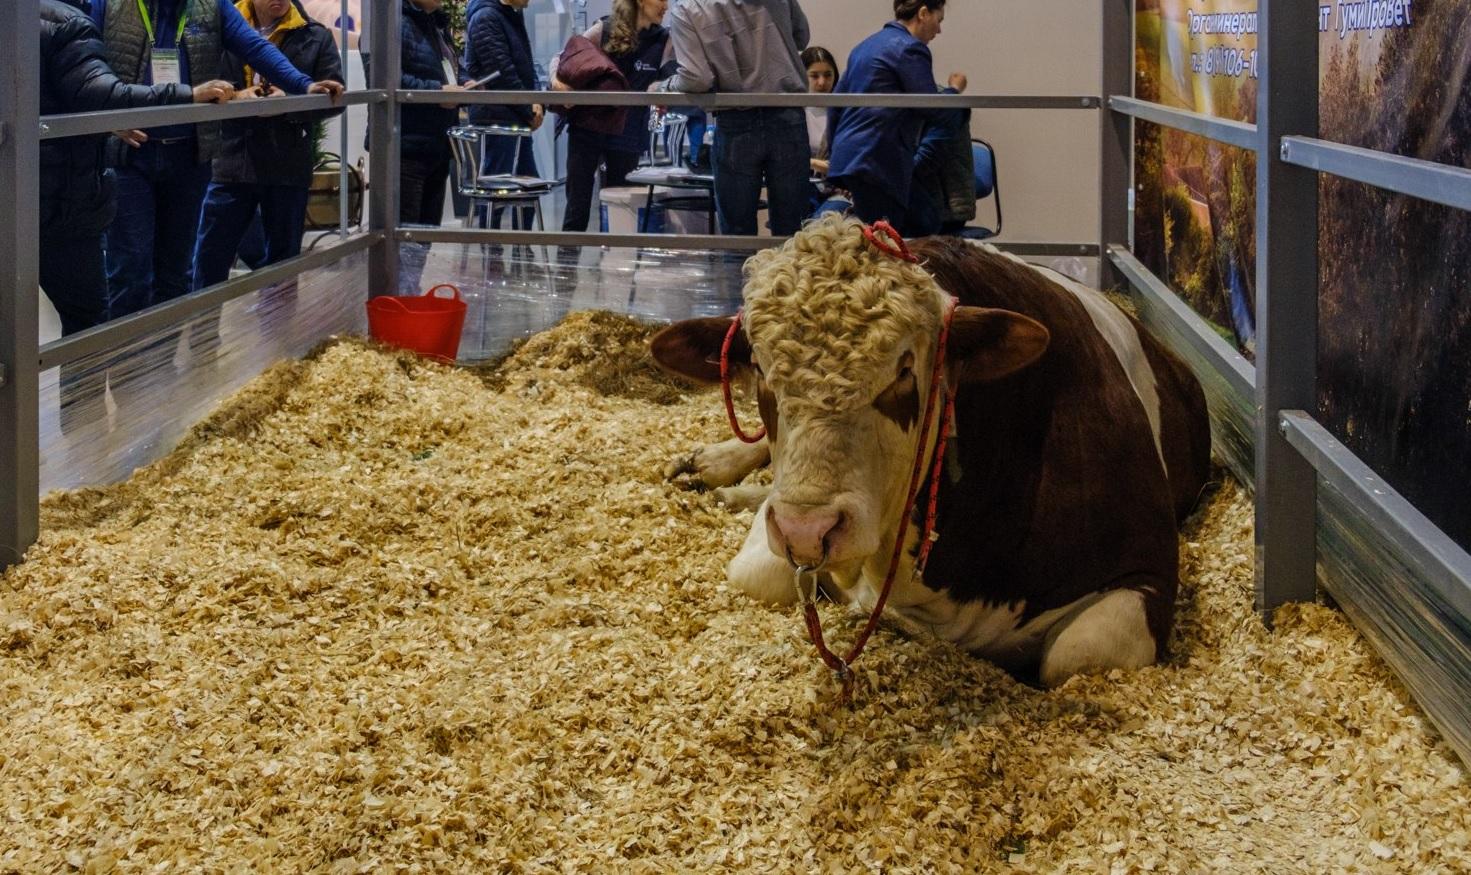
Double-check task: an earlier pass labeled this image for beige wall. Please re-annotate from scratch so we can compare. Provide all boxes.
[799,0,1103,246]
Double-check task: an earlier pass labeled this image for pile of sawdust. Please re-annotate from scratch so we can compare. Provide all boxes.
[2,312,1468,873]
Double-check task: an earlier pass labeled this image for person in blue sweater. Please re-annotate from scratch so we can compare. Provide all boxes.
[89,0,344,325]
[826,0,967,236]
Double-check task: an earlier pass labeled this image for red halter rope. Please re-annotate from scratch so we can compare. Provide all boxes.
[802,298,957,701]
[716,221,958,701]
[720,309,766,443]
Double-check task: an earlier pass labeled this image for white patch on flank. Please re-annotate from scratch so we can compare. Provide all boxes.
[971,243,1167,474]
[1038,588,1156,688]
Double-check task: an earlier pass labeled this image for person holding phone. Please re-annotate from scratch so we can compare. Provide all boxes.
[192,0,346,291]
[88,0,345,324]
[39,0,234,431]
[462,0,543,228]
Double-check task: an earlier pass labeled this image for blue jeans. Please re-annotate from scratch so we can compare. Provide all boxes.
[192,182,309,290]
[105,139,212,319]
[712,108,811,236]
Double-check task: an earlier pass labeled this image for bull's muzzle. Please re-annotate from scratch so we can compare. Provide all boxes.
[766,500,848,568]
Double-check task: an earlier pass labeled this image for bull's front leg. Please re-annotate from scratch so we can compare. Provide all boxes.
[725,498,799,605]
[664,436,770,490]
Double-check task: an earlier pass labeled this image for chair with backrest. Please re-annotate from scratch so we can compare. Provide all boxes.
[447,124,559,230]
[956,137,1003,240]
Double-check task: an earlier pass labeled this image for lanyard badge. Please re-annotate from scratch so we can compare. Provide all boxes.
[137,0,189,85]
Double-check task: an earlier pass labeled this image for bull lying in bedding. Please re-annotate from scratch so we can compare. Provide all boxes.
[651,216,1210,687]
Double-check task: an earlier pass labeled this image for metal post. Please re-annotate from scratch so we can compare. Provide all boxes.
[1098,0,1132,289]
[1254,0,1319,617]
[367,0,401,294]
[339,0,350,238]
[0,0,42,570]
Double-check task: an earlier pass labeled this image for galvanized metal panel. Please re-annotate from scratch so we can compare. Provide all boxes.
[1109,96,1258,151]
[0,0,41,570]
[1281,136,1471,214]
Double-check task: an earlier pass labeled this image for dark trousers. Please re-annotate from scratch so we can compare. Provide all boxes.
[480,135,539,229]
[192,182,310,289]
[39,229,109,432]
[105,139,213,319]
[846,178,924,237]
[400,152,451,295]
[712,108,811,236]
[562,128,639,233]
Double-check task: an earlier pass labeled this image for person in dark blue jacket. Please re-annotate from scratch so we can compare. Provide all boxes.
[363,0,465,292]
[89,0,344,323]
[462,0,544,228]
[40,0,233,431]
[826,0,967,236]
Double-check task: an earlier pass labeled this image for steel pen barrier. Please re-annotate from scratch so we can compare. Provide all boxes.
[2,0,1469,766]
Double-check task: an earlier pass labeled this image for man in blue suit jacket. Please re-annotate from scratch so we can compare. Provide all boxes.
[827,0,966,236]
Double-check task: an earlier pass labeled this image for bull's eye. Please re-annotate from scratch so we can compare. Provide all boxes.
[873,368,920,431]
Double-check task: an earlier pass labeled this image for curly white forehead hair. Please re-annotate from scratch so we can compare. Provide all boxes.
[742,215,948,412]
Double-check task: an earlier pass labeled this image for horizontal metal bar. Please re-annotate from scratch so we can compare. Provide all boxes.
[402,90,1100,110]
[1280,410,1471,621]
[398,227,1099,257]
[39,232,379,371]
[398,227,782,251]
[1108,95,1258,151]
[1281,136,1471,213]
[38,90,387,141]
[1108,245,1256,399]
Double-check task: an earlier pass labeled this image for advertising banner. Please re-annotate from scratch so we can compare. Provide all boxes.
[1134,0,1471,550]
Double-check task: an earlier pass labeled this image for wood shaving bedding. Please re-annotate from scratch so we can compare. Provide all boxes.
[2,312,1467,874]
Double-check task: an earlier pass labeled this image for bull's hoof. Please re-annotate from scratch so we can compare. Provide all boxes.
[663,437,771,491]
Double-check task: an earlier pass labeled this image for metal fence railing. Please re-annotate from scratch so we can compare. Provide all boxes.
[1,0,1468,765]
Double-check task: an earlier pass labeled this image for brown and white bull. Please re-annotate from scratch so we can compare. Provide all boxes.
[651,216,1211,687]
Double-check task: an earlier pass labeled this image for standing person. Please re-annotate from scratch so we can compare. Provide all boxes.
[89,0,345,322]
[660,0,812,237]
[801,45,837,176]
[462,0,543,228]
[39,0,233,429]
[827,0,967,236]
[364,0,465,292]
[191,0,346,290]
[551,0,676,233]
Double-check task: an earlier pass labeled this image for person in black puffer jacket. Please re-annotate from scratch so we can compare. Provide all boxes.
[39,0,232,430]
[462,0,544,227]
[192,0,346,290]
[40,0,230,334]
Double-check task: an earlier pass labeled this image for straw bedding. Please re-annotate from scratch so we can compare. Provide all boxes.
[3,312,1468,873]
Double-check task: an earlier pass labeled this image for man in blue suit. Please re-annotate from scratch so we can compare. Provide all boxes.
[827,0,967,236]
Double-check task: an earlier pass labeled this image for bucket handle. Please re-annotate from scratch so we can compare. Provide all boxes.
[424,283,462,301]
[371,295,411,312]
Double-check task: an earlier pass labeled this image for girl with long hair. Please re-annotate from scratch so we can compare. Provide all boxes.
[551,0,677,233]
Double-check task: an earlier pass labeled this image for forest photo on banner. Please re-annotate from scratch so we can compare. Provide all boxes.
[1134,0,1471,553]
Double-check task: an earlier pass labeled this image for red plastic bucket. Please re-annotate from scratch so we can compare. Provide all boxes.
[366,284,467,363]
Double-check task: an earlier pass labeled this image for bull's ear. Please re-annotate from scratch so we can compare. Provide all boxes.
[946,306,1050,383]
[650,316,751,385]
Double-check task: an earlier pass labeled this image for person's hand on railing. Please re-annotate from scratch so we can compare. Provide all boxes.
[112,129,148,148]
[948,72,968,93]
[530,104,545,131]
[192,80,236,103]
[550,76,571,93]
[438,82,466,109]
[810,158,829,176]
[308,80,346,103]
